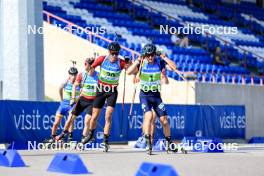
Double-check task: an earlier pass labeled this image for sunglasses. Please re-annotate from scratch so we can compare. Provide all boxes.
[110,52,119,56]
[145,53,155,57]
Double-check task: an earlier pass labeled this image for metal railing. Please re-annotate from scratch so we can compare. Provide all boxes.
[43,10,140,60]
[131,0,264,60]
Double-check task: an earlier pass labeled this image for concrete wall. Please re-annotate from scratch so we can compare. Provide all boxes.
[195,83,264,139]
[0,0,44,100]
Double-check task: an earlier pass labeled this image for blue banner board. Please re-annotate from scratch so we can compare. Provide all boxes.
[0,100,245,147]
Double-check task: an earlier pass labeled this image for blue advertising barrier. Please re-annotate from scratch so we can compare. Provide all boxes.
[0,100,245,148]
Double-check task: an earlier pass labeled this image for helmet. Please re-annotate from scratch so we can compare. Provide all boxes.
[85,57,95,65]
[68,67,78,75]
[108,42,121,52]
[142,44,156,56]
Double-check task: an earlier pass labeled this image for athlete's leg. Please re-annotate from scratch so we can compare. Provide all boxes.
[160,115,170,138]
[56,97,85,140]
[104,106,114,135]
[51,114,63,136]
[89,108,101,132]
[159,115,175,152]
[143,111,154,138]
[140,91,155,154]
[142,110,155,135]
[152,97,176,151]
[80,104,94,144]
[101,90,118,150]
[46,101,68,142]
[152,96,169,138]
[68,112,75,141]
[142,110,155,144]
[150,110,156,144]
[64,114,77,132]
[89,90,106,133]
[83,114,91,136]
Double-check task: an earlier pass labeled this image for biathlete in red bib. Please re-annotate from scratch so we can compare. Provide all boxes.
[82,42,130,152]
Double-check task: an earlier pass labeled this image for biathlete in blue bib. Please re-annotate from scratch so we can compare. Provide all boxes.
[127,43,177,154]
[44,66,80,143]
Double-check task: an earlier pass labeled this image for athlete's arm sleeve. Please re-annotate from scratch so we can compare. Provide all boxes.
[76,73,83,84]
[59,80,67,101]
[92,56,105,68]
[160,60,167,72]
[120,59,126,70]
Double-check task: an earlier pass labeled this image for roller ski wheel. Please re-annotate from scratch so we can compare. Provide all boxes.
[75,142,85,151]
[166,141,179,154]
[181,147,187,154]
[147,149,152,155]
[43,137,56,149]
[146,145,152,155]
[166,147,178,154]
[102,142,109,152]
[43,137,55,143]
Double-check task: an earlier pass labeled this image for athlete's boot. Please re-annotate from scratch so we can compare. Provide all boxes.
[145,134,152,155]
[81,134,95,144]
[165,136,178,153]
[55,131,67,142]
[67,133,73,143]
[102,134,110,152]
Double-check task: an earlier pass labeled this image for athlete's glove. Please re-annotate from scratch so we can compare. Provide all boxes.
[70,98,75,106]
[124,56,130,63]
[156,47,166,58]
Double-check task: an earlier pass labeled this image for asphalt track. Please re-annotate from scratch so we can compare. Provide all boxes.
[1,144,264,176]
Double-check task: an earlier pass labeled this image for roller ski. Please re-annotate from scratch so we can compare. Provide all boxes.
[43,136,55,143]
[81,134,96,145]
[181,147,188,154]
[43,136,56,149]
[165,140,178,154]
[75,135,96,150]
[165,140,187,154]
[178,142,188,154]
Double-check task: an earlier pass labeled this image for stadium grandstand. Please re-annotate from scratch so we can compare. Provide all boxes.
[43,0,264,85]
[0,0,264,176]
